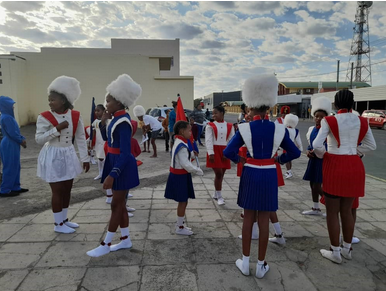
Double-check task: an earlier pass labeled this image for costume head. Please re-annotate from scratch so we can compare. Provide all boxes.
[284,113,299,128]
[334,89,354,110]
[133,105,146,117]
[242,74,278,109]
[106,74,142,108]
[0,96,16,118]
[280,105,290,115]
[47,76,81,106]
[311,96,331,117]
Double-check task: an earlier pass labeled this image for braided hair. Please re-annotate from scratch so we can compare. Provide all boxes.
[334,89,354,110]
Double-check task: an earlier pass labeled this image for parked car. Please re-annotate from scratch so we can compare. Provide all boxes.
[362,109,386,130]
[147,107,173,123]
[185,109,213,137]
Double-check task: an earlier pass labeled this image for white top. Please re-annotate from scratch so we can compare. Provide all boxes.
[35,110,89,163]
[313,113,376,158]
[286,127,303,151]
[143,115,162,131]
[171,138,203,175]
[205,121,235,155]
[92,119,104,146]
[306,126,314,146]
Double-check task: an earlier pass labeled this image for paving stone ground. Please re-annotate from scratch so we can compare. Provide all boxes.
[0,156,386,291]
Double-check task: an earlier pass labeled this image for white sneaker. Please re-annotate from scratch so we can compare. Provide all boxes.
[340,236,360,244]
[175,222,192,231]
[217,197,225,205]
[341,247,352,260]
[238,234,259,240]
[110,236,133,252]
[94,174,102,180]
[176,226,193,236]
[269,233,285,245]
[285,172,293,179]
[235,259,250,276]
[54,223,75,234]
[320,248,342,264]
[128,193,133,198]
[86,242,111,257]
[126,206,136,212]
[106,197,112,204]
[302,208,324,216]
[255,262,270,279]
[64,219,79,228]
[212,192,218,200]
[128,212,134,217]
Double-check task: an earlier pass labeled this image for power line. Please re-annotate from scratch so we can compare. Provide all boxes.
[277,59,386,79]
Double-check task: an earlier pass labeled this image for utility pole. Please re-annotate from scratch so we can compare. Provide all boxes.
[336,60,340,91]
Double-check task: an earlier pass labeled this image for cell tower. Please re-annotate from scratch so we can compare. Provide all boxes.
[346,1,373,84]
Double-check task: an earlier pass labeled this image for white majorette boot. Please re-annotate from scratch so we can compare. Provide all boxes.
[256,261,270,279]
[62,208,79,228]
[110,227,133,252]
[320,246,342,264]
[269,232,286,245]
[176,225,193,236]
[53,211,75,234]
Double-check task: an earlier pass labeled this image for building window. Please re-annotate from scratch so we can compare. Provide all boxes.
[0,79,2,84]
[0,71,2,76]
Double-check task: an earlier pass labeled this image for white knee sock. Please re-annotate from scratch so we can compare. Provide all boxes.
[53,211,63,225]
[121,227,130,238]
[104,231,115,244]
[313,202,320,209]
[62,208,69,222]
[99,160,105,176]
[177,216,184,227]
[273,222,282,235]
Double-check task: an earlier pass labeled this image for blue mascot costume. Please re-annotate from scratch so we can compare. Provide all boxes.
[0,96,28,197]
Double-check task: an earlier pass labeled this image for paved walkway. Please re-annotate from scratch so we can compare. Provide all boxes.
[0,156,386,290]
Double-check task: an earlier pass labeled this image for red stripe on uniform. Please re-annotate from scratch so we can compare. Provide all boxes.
[108,147,120,154]
[170,167,188,175]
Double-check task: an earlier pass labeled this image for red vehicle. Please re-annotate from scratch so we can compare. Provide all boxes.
[362,110,386,130]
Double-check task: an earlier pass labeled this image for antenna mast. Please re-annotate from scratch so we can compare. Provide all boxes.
[346,1,373,85]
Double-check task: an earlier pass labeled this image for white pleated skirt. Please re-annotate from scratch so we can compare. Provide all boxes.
[37,144,83,183]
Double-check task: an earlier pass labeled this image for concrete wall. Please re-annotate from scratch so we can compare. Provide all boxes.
[0,39,193,126]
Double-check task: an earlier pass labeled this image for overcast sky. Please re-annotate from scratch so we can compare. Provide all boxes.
[1,1,385,98]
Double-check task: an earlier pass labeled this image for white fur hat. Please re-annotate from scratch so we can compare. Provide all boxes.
[242,74,278,108]
[106,74,142,108]
[311,96,331,116]
[47,76,81,105]
[284,113,299,128]
[133,105,146,117]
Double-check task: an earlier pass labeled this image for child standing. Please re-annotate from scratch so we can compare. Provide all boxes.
[224,74,300,279]
[91,104,106,180]
[164,121,203,235]
[133,105,162,158]
[283,114,303,179]
[205,105,234,205]
[87,74,142,257]
[36,76,90,233]
[302,96,331,215]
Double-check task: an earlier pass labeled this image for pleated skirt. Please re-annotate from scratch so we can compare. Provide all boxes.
[206,145,231,169]
[101,153,139,191]
[303,157,323,183]
[237,166,278,211]
[322,153,365,198]
[164,173,195,202]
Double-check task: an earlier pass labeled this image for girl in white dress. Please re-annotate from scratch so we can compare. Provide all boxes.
[36,76,90,234]
[91,104,106,180]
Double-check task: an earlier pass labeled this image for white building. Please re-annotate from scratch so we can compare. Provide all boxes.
[0,38,194,126]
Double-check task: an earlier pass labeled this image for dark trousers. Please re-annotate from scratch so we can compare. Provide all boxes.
[164,131,170,151]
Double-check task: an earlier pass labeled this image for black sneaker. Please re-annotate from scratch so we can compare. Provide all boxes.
[0,191,20,197]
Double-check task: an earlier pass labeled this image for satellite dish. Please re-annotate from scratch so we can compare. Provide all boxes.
[358,1,373,8]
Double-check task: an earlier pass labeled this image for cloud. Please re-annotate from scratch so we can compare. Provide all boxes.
[200,40,225,49]
[154,23,203,40]
[1,1,44,12]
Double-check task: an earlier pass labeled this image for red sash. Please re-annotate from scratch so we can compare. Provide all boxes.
[170,167,188,175]
[277,117,283,124]
[41,110,80,137]
[208,122,233,140]
[246,158,275,166]
[107,146,120,154]
[325,115,369,148]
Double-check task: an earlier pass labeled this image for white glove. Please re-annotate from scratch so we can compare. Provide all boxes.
[196,168,204,176]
